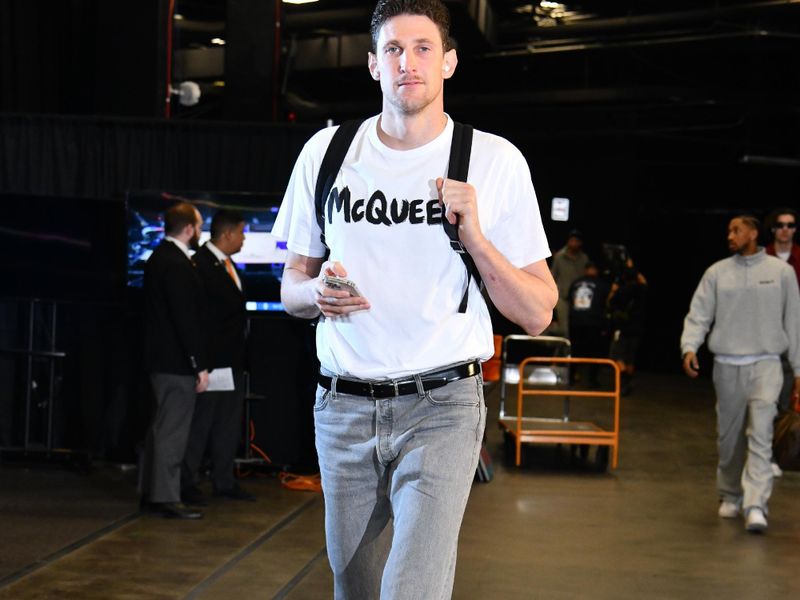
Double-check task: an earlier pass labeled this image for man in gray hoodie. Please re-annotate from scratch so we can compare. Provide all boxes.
[681,215,800,533]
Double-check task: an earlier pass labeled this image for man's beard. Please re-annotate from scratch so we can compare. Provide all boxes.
[390,96,428,116]
[388,83,436,116]
[189,230,201,251]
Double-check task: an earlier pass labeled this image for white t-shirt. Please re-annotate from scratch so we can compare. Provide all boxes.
[273,115,550,379]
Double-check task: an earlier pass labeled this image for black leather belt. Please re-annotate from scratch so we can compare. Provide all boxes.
[318,360,481,398]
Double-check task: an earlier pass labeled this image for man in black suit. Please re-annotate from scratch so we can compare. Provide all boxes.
[181,209,255,504]
[140,201,208,519]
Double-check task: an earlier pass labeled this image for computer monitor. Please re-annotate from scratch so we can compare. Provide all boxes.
[126,190,288,312]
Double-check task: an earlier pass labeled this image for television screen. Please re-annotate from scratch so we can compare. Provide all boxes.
[0,193,126,303]
[126,191,288,311]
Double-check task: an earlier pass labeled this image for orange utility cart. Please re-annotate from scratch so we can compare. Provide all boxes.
[498,335,621,471]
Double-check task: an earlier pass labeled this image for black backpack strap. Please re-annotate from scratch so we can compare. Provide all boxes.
[314,119,365,249]
[443,122,481,313]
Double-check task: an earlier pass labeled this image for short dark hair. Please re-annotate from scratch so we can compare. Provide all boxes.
[765,207,796,230]
[164,202,199,236]
[210,209,245,240]
[732,214,760,232]
[370,0,451,53]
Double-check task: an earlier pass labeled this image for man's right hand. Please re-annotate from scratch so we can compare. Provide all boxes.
[315,261,370,318]
[196,369,209,393]
[682,352,700,378]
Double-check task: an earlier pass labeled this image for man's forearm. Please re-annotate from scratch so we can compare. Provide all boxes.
[281,266,322,319]
[470,240,557,336]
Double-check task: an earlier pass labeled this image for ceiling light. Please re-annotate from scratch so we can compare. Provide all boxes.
[283,0,319,5]
[211,38,225,45]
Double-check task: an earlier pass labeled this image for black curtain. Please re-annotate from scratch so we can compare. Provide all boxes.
[0,113,318,197]
[0,0,165,117]
[0,1,94,114]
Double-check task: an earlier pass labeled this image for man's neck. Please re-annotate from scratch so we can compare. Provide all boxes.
[774,239,793,254]
[165,235,193,259]
[168,232,192,246]
[738,245,759,257]
[207,239,230,258]
[376,108,448,150]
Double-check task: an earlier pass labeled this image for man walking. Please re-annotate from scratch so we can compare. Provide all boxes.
[680,215,800,533]
[766,207,800,415]
[765,207,800,283]
[273,1,557,596]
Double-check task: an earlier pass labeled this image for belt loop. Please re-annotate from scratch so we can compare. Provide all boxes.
[331,374,338,396]
[413,373,425,397]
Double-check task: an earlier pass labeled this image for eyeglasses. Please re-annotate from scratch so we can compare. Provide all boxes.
[774,222,797,230]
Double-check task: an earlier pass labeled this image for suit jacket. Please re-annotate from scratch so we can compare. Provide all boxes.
[143,240,207,375]
[194,244,248,373]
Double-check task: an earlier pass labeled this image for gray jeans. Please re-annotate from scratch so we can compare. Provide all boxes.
[712,360,781,513]
[314,373,486,600]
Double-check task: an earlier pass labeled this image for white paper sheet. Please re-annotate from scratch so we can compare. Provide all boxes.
[206,367,235,392]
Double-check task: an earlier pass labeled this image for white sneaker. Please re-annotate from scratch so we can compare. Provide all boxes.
[718,501,740,519]
[771,462,783,478]
[745,508,768,533]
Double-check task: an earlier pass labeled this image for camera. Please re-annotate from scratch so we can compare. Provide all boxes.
[602,243,630,281]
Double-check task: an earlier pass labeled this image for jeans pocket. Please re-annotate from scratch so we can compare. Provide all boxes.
[425,376,483,407]
[314,386,331,412]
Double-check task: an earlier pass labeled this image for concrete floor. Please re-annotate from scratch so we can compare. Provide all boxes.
[1,371,799,599]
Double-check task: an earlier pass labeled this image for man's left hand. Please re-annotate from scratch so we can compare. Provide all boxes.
[436,177,485,251]
[196,369,209,393]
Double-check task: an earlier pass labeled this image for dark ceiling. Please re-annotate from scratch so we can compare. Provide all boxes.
[170,0,800,163]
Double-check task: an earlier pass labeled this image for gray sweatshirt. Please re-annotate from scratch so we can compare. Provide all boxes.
[551,247,590,299]
[680,248,800,376]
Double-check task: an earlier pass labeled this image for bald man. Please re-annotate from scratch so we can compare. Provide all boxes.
[680,215,800,533]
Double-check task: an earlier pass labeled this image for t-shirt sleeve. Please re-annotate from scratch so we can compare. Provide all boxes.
[478,137,551,268]
[272,128,336,259]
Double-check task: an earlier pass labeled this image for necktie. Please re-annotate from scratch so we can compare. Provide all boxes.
[224,258,239,288]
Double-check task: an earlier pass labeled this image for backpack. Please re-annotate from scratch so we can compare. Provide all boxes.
[773,408,800,471]
[313,119,481,313]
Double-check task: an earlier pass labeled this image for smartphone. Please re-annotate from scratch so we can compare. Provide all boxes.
[323,275,362,297]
